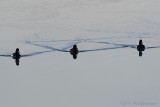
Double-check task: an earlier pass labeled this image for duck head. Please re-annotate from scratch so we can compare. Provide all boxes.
[73,45,77,49]
[16,48,19,53]
[139,39,143,45]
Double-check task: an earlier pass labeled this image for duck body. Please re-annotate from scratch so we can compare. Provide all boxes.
[12,48,21,59]
[70,48,79,55]
[70,45,79,55]
[137,44,145,51]
[137,39,145,51]
[12,53,21,59]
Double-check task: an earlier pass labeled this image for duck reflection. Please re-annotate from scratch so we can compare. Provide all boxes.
[137,39,145,57]
[70,45,79,59]
[12,48,21,66]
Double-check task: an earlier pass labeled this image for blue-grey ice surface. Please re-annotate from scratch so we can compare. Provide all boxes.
[0,0,160,107]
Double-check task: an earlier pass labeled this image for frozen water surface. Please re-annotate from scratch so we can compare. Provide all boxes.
[0,0,160,107]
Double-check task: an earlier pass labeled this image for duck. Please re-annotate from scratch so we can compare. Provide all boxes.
[70,45,79,55]
[137,39,145,51]
[12,48,21,59]
[70,45,79,59]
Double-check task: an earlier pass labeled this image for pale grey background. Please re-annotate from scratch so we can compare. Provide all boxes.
[0,0,160,107]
